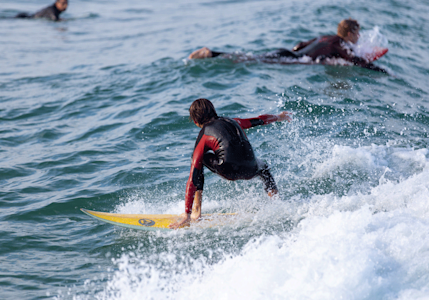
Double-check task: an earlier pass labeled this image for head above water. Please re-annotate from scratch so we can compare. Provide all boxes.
[55,0,68,12]
[337,18,360,44]
[189,98,218,126]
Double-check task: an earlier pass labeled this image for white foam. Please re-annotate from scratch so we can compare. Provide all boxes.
[352,27,388,60]
[75,144,429,300]
[184,195,429,299]
[311,144,428,185]
[312,144,379,179]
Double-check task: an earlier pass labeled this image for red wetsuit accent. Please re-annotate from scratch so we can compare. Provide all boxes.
[184,114,279,214]
[234,114,280,129]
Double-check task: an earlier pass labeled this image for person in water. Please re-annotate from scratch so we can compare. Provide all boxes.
[169,98,292,229]
[15,0,68,21]
[188,19,386,73]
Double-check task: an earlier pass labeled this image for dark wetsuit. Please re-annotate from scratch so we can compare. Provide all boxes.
[264,35,386,73]
[185,115,279,214]
[211,51,224,58]
[211,35,386,73]
[15,3,63,21]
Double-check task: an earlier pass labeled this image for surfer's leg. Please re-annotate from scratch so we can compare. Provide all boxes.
[203,152,239,180]
[362,63,388,73]
[262,48,299,59]
[211,51,224,57]
[15,13,32,18]
[257,160,278,196]
[203,151,220,174]
[275,48,300,58]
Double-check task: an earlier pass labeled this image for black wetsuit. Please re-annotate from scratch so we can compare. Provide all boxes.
[15,3,63,21]
[185,115,280,213]
[263,35,387,73]
[210,35,386,73]
[211,51,224,58]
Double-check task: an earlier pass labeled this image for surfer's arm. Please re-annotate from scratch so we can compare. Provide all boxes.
[350,57,388,73]
[169,162,203,229]
[170,135,212,229]
[184,134,219,214]
[191,191,202,221]
[234,111,292,129]
[169,191,202,229]
[337,45,388,73]
[15,12,33,18]
[293,38,317,52]
[184,156,204,215]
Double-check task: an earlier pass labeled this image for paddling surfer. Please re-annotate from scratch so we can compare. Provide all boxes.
[188,19,387,73]
[169,98,292,229]
[15,0,68,21]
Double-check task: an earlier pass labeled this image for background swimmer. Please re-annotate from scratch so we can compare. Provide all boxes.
[15,0,68,21]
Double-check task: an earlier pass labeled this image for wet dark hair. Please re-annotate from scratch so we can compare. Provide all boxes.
[337,19,360,38]
[189,98,218,125]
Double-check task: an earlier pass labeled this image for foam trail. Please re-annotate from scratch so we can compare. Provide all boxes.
[84,146,429,300]
[185,165,429,300]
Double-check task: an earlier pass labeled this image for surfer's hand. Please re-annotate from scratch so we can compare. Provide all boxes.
[188,47,213,59]
[277,111,292,122]
[169,213,191,229]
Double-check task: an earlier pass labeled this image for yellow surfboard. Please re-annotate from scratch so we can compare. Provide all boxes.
[81,208,237,231]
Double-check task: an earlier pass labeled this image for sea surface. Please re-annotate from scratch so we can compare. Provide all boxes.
[1,0,429,299]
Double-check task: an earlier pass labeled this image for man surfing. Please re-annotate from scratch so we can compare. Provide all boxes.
[169,98,292,229]
[188,19,387,73]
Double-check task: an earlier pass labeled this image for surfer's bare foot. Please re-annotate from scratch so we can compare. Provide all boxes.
[169,213,191,229]
[188,47,213,59]
[267,189,279,198]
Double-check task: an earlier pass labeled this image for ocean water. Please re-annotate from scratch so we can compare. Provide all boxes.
[1,0,429,299]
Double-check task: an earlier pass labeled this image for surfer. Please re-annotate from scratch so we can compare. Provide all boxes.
[169,98,292,229]
[188,19,387,73]
[15,0,68,21]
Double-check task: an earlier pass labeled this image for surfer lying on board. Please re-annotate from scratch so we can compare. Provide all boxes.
[169,98,292,229]
[188,19,387,73]
[15,0,68,21]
